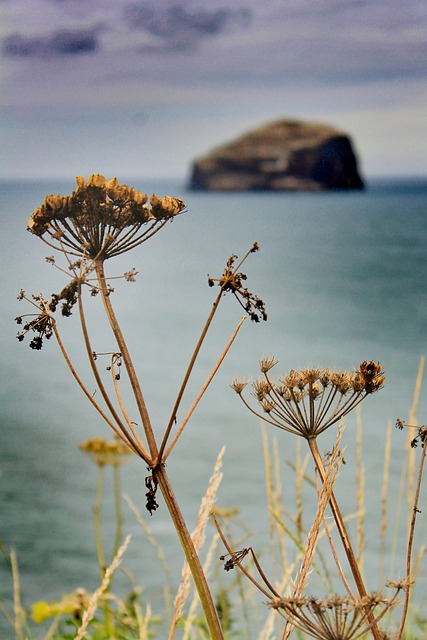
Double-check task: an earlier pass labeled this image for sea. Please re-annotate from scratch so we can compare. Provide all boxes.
[0,177,426,637]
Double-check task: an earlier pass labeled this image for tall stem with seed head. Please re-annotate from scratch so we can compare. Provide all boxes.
[307,437,382,640]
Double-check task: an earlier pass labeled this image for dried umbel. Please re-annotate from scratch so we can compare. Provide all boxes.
[15,291,54,349]
[231,360,385,439]
[27,174,186,260]
[269,592,399,640]
[208,243,267,323]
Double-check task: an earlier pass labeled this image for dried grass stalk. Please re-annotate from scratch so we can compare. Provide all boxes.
[168,447,225,639]
[74,534,131,640]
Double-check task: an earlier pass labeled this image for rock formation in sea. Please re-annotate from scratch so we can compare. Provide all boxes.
[189,119,364,191]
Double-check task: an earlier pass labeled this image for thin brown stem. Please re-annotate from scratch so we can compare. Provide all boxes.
[51,314,141,456]
[157,289,224,463]
[95,260,224,639]
[213,513,277,599]
[110,356,150,457]
[162,316,246,462]
[396,433,427,640]
[155,465,225,639]
[95,260,157,461]
[322,514,355,599]
[307,437,382,640]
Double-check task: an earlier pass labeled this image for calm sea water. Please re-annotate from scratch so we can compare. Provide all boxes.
[0,178,426,635]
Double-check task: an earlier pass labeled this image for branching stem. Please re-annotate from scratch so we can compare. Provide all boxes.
[162,316,246,462]
[95,259,224,640]
[307,438,382,640]
[396,433,427,640]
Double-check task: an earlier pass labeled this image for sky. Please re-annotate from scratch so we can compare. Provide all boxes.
[1,0,426,180]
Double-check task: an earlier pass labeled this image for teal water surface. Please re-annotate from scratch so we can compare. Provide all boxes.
[0,178,426,635]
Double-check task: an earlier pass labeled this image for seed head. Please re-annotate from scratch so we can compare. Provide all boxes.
[269,592,398,640]
[230,378,250,394]
[207,244,267,322]
[356,361,385,393]
[233,360,385,439]
[259,355,278,373]
[27,175,186,260]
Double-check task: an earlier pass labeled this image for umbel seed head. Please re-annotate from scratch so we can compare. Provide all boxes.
[232,360,385,439]
[27,174,186,260]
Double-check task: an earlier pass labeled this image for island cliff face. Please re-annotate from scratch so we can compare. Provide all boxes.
[189,120,364,191]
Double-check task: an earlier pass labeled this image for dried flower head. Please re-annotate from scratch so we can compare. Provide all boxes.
[79,437,135,467]
[27,175,186,260]
[234,361,385,439]
[269,592,398,640]
[16,292,54,349]
[260,355,279,373]
[395,419,427,448]
[208,243,267,322]
[230,378,250,394]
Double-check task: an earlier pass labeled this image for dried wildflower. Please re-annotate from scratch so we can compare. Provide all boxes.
[230,378,249,394]
[235,361,385,439]
[145,473,159,515]
[355,361,385,394]
[260,355,278,373]
[395,419,427,448]
[208,243,267,322]
[300,369,322,385]
[124,268,138,282]
[251,378,270,402]
[79,437,135,467]
[27,174,186,260]
[16,293,54,349]
[220,548,250,572]
[269,592,398,640]
[49,280,79,317]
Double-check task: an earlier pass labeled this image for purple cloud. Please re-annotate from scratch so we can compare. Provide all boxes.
[123,2,251,50]
[3,27,100,57]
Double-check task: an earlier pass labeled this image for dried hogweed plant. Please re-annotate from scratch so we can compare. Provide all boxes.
[16,174,267,640]
[224,359,426,640]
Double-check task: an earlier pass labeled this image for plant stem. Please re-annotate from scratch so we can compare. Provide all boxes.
[94,466,115,637]
[94,466,106,577]
[307,438,382,640]
[95,259,224,640]
[112,465,124,558]
[95,260,157,460]
[396,433,427,640]
[158,289,224,462]
[163,316,246,461]
[156,464,225,639]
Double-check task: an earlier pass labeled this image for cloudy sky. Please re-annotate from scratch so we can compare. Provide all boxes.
[1,0,426,180]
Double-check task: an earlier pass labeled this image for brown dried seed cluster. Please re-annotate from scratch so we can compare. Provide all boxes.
[232,361,385,439]
[15,293,54,350]
[208,244,267,323]
[269,593,396,640]
[27,174,186,259]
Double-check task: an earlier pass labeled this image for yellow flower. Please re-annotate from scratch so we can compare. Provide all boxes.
[79,436,135,466]
[31,589,87,623]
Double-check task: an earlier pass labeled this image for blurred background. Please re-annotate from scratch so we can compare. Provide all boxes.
[1,0,426,181]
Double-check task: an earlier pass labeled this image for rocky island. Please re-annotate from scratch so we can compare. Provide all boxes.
[189,119,364,191]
